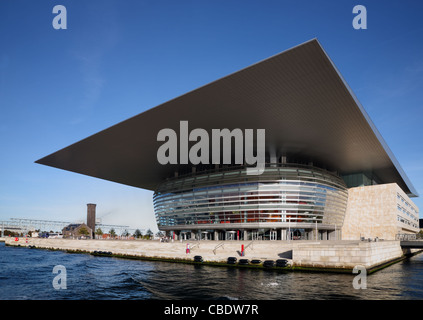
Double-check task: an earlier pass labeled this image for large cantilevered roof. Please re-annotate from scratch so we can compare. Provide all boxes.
[36,39,418,197]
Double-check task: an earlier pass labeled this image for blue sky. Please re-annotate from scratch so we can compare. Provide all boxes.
[0,0,422,232]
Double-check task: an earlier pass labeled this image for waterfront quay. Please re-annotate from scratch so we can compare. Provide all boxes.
[3,237,421,273]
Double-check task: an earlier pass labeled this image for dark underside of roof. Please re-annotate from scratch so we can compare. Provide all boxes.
[35,39,418,197]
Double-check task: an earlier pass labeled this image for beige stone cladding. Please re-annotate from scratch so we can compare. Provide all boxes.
[293,240,404,269]
[396,188,420,233]
[342,183,419,240]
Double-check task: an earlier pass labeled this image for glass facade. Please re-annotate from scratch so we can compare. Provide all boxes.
[342,172,380,188]
[154,164,349,236]
[397,192,419,230]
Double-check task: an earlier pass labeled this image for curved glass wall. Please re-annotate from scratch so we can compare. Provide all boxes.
[154,164,348,230]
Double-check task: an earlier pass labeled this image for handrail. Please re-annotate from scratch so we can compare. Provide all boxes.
[244,241,254,251]
[190,241,200,250]
[213,242,225,255]
[396,233,421,241]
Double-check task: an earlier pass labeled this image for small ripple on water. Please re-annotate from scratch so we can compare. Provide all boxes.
[215,295,239,300]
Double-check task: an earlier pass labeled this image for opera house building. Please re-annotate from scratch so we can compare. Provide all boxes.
[36,39,419,241]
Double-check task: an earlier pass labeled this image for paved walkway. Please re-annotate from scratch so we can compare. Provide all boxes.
[5,237,301,262]
[6,237,415,272]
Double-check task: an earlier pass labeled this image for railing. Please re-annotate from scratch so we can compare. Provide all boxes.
[190,241,200,250]
[244,241,254,251]
[213,242,225,255]
[396,233,423,241]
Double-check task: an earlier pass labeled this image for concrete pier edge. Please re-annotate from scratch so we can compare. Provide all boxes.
[3,237,422,274]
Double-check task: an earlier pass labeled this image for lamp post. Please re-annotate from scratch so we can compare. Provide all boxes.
[335,224,337,241]
[288,217,291,243]
[315,218,318,241]
[312,216,317,241]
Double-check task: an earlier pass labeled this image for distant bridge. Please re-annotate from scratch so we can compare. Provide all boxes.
[396,234,423,249]
[399,241,423,249]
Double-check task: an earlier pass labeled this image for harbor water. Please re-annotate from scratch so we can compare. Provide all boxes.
[1,242,423,300]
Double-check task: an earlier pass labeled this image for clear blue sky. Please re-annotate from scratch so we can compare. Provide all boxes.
[0,0,422,232]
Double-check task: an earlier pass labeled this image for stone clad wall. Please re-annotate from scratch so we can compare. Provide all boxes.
[293,241,404,269]
[342,183,403,240]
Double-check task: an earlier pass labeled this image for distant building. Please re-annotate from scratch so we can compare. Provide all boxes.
[87,203,96,238]
[62,223,93,239]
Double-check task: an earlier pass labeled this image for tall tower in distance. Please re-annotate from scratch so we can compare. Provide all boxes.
[87,203,96,238]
